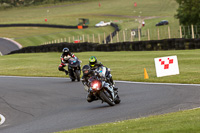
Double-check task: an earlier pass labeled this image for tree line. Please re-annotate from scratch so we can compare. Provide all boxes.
[175,0,200,26]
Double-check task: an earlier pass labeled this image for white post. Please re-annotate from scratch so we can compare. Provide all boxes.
[138,28,141,41]
[93,34,95,43]
[98,34,101,44]
[123,30,125,42]
[168,26,171,39]
[117,32,119,42]
[104,32,106,44]
[191,25,195,39]
[147,29,150,40]
[157,28,160,40]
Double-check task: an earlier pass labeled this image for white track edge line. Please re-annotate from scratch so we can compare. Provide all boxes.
[0,75,200,86]
[115,80,200,86]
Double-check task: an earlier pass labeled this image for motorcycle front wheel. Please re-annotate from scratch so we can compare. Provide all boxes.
[100,91,115,106]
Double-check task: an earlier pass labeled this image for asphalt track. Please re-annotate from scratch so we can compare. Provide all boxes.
[0,38,22,55]
[0,76,200,133]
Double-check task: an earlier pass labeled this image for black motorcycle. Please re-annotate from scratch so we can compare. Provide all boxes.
[67,57,81,81]
[87,72,120,106]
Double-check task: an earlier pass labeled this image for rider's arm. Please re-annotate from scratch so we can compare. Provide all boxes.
[81,76,89,91]
[69,52,75,58]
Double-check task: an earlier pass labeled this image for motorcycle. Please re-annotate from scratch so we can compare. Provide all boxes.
[87,72,120,106]
[67,56,81,81]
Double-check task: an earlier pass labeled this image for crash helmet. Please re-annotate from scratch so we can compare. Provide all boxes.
[62,47,69,55]
[89,56,97,67]
[82,65,90,76]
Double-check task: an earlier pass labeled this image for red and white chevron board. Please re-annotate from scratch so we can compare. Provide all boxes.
[154,55,180,77]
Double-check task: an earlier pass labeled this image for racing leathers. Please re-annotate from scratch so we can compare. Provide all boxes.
[58,52,75,75]
[90,61,115,87]
[82,66,114,103]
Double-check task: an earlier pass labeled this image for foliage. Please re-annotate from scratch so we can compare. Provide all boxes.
[175,0,200,25]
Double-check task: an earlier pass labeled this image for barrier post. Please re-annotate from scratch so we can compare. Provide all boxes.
[191,25,194,39]
[123,30,125,42]
[148,29,150,40]
[168,26,171,39]
[110,33,113,43]
[179,26,182,38]
[68,37,70,43]
[93,34,95,43]
[117,31,119,42]
[130,31,133,42]
[104,32,106,44]
[138,28,141,41]
[157,28,160,40]
[98,34,101,44]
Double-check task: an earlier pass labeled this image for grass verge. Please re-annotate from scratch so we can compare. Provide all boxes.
[0,50,200,84]
[57,108,200,133]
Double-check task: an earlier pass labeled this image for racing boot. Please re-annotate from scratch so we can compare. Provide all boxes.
[87,93,97,103]
[64,70,68,75]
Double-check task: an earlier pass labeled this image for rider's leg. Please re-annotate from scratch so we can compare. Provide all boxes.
[87,93,97,102]
[58,64,68,75]
[68,66,75,81]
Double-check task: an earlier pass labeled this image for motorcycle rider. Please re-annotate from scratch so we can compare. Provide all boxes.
[82,64,115,103]
[88,56,115,87]
[58,47,76,76]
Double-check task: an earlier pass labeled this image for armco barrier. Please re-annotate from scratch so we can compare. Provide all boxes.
[8,38,200,54]
[103,23,120,44]
[0,24,88,29]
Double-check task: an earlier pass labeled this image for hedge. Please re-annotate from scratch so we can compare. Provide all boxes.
[8,38,200,54]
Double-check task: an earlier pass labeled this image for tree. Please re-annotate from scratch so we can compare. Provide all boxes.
[175,0,200,25]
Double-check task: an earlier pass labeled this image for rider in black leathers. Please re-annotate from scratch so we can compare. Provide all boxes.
[88,56,115,86]
[81,65,98,102]
[58,47,77,77]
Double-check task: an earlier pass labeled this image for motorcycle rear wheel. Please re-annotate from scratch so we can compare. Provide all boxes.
[100,91,115,106]
[75,70,80,82]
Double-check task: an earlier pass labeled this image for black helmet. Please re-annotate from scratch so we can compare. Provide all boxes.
[82,65,90,76]
[89,56,97,67]
[62,47,69,55]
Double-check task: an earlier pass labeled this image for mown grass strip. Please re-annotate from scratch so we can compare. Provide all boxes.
[0,50,199,84]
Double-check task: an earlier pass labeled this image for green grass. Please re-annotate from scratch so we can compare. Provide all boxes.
[57,108,200,133]
[1,1,199,132]
[0,0,179,46]
[1,50,200,84]
[58,109,200,133]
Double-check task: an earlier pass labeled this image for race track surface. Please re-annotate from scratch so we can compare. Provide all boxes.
[0,76,200,133]
[0,38,22,55]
